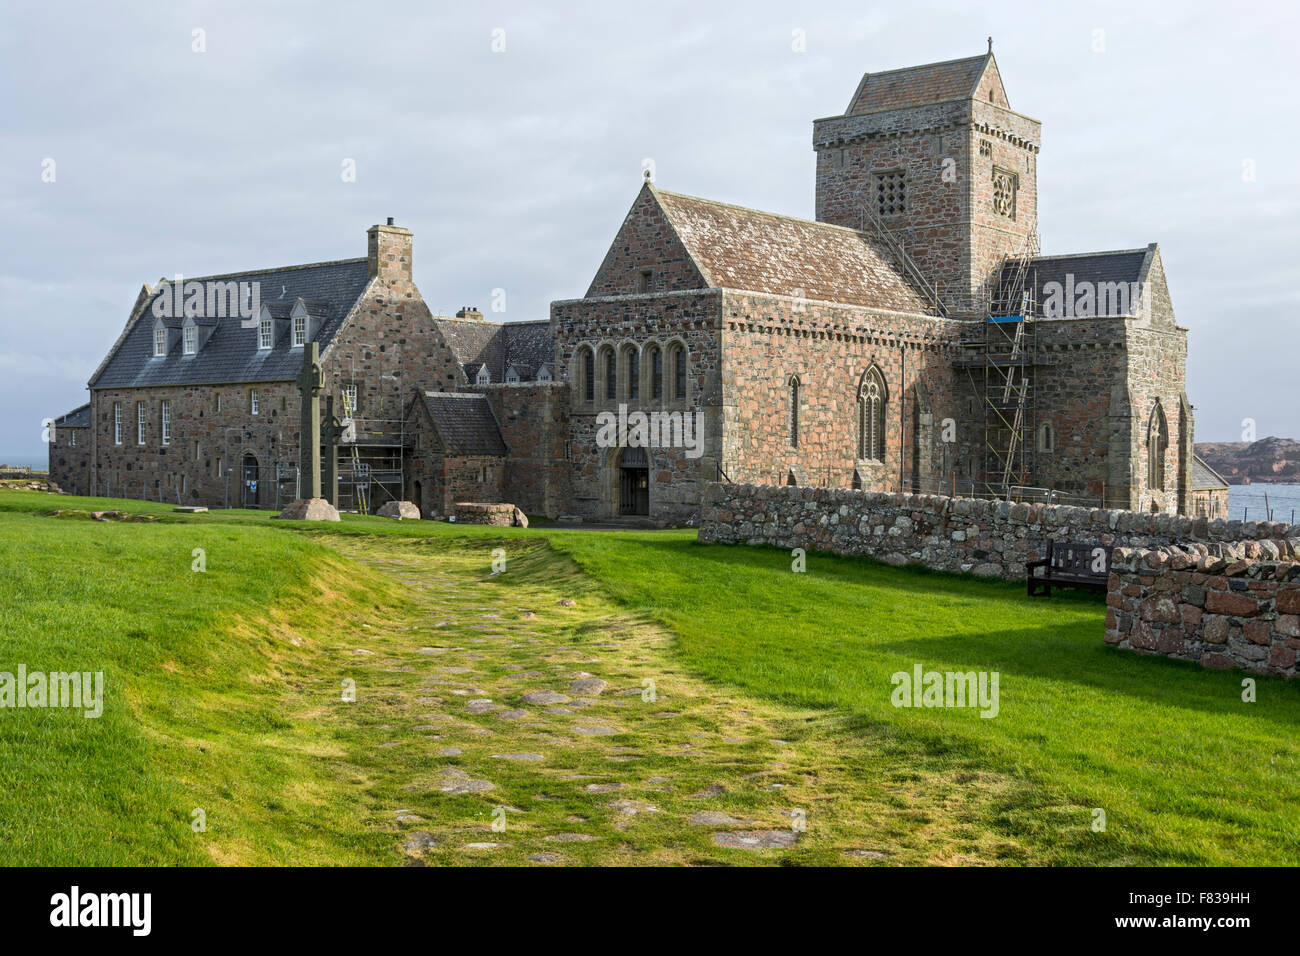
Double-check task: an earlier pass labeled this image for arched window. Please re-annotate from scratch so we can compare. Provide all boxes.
[1038,422,1055,454]
[669,343,687,401]
[1147,402,1169,491]
[787,375,800,448]
[577,347,594,403]
[646,344,663,400]
[623,344,639,401]
[858,366,886,461]
[598,345,616,401]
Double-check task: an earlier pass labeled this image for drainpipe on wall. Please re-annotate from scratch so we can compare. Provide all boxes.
[899,343,906,493]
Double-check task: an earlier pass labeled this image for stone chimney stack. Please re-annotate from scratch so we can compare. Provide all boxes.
[367,219,413,280]
[455,306,484,321]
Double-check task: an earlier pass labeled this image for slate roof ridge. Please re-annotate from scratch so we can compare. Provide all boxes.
[54,403,91,426]
[1031,246,1154,262]
[162,256,367,284]
[843,52,991,115]
[652,186,877,240]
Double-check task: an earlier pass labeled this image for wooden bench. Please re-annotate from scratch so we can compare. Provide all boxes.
[1025,541,1111,596]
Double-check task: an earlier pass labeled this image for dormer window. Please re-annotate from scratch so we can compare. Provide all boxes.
[537,366,552,382]
[506,368,520,384]
[476,366,491,385]
[154,327,167,357]
[292,313,306,347]
[183,323,197,355]
[258,318,273,349]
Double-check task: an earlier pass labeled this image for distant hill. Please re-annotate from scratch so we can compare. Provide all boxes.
[1196,437,1300,484]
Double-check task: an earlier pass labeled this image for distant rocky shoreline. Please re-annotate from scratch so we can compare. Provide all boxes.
[1196,437,1300,485]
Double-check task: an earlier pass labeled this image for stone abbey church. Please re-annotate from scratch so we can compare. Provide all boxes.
[50,50,1229,522]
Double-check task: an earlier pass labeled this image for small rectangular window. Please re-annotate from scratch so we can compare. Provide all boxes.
[628,351,639,401]
[258,319,273,349]
[674,348,686,401]
[183,325,197,354]
[70,430,77,447]
[583,351,594,403]
[154,327,167,357]
[250,389,260,415]
[637,270,652,292]
[113,403,122,445]
[292,313,306,347]
[161,400,171,445]
[136,402,146,446]
[214,392,222,413]
[342,384,358,416]
[605,352,616,401]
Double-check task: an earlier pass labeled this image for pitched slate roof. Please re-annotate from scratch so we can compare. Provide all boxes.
[89,258,371,388]
[846,53,991,115]
[434,318,554,382]
[1006,248,1152,317]
[652,188,933,313]
[420,392,507,456]
[54,403,91,428]
[1193,455,1230,491]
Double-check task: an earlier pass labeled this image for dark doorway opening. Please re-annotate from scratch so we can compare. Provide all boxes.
[411,479,423,516]
[618,446,649,516]
[242,454,260,508]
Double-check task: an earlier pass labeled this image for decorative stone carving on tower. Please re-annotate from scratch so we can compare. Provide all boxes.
[276,342,340,521]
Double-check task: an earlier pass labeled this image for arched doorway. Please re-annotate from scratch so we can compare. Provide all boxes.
[242,454,259,508]
[618,446,649,516]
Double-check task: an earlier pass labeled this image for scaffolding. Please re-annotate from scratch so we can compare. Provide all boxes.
[976,230,1040,497]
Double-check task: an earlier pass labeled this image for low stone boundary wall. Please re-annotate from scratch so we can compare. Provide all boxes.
[1106,546,1300,677]
[698,483,1299,581]
[451,502,527,527]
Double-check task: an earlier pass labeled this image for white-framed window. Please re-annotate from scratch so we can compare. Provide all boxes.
[70,430,77,447]
[214,392,222,413]
[136,402,146,446]
[250,389,260,415]
[161,400,171,445]
[113,403,122,445]
[194,441,201,462]
[183,324,197,355]
[258,318,273,349]
[475,366,491,385]
[292,313,306,347]
[342,384,358,416]
[154,327,167,357]
[537,365,552,382]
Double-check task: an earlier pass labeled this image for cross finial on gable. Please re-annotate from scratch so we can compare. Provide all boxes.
[987,36,993,54]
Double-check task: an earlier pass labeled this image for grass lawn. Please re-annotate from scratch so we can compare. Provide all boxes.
[0,488,1296,865]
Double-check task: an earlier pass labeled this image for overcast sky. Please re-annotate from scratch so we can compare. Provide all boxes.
[1,0,1296,465]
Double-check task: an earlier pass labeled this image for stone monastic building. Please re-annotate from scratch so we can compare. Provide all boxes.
[50,50,1229,521]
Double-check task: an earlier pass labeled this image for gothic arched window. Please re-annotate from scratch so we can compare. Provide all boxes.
[1148,402,1169,491]
[858,366,886,461]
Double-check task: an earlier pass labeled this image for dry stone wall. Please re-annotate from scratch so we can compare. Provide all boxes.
[1106,546,1300,677]
[698,482,1299,580]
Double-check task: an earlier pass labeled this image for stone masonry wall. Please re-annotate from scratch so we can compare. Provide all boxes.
[1106,545,1300,678]
[48,426,90,496]
[698,482,1299,580]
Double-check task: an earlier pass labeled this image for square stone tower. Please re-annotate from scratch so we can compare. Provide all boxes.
[813,51,1041,314]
